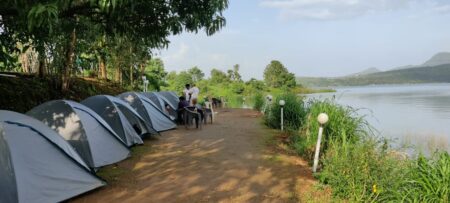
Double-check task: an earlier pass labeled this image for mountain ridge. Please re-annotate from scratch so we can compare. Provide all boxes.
[298,52,450,87]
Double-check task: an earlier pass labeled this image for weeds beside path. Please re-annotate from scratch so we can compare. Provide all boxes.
[72,109,321,203]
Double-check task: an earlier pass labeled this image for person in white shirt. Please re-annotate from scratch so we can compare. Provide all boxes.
[189,84,200,105]
[183,84,191,102]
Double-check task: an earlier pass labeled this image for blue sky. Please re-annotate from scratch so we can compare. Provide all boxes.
[156,0,450,80]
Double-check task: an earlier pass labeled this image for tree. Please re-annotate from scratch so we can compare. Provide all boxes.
[1,0,229,90]
[188,66,205,82]
[233,64,242,82]
[210,68,229,84]
[263,60,297,88]
[145,58,167,91]
[165,71,193,93]
[246,78,266,91]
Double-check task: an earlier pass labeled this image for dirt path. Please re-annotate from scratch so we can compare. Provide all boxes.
[73,109,317,203]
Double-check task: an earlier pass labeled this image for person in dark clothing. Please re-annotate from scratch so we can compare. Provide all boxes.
[191,98,204,126]
[177,96,189,124]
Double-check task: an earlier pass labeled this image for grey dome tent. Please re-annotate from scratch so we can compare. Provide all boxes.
[27,100,130,169]
[82,95,158,144]
[118,92,176,132]
[0,110,105,203]
[141,92,177,120]
[159,91,180,109]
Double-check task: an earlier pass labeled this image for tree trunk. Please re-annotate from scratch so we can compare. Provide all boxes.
[130,65,134,86]
[38,51,46,78]
[62,28,77,91]
[114,67,120,82]
[120,70,123,85]
[140,63,145,79]
[99,56,107,80]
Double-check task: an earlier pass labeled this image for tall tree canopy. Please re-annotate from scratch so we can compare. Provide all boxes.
[210,68,229,84]
[263,60,296,88]
[188,66,205,82]
[0,0,229,90]
[145,58,167,91]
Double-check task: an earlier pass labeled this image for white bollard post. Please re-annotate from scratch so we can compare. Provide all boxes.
[142,76,147,92]
[279,100,285,131]
[144,80,149,92]
[313,113,329,173]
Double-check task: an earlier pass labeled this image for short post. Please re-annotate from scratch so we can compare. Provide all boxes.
[144,79,149,92]
[142,76,148,92]
[313,113,329,173]
[263,95,273,114]
[279,100,285,131]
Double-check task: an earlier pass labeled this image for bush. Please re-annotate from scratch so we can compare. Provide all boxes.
[392,152,450,202]
[318,137,408,202]
[293,99,371,160]
[264,93,306,130]
[293,99,449,202]
[253,92,265,111]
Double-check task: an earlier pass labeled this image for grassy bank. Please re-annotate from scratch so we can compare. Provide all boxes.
[0,74,127,113]
[262,93,449,202]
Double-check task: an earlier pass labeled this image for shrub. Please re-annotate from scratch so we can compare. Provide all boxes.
[294,99,371,160]
[264,93,306,130]
[318,137,409,202]
[392,151,450,202]
[253,92,265,111]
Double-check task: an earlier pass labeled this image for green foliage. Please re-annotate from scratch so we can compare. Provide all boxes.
[263,60,297,88]
[246,78,266,91]
[227,64,242,82]
[318,138,408,202]
[188,66,205,82]
[253,92,265,111]
[1,0,229,89]
[230,82,245,94]
[294,99,370,159]
[0,75,126,113]
[392,152,450,202]
[210,68,230,84]
[280,99,449,202]
[165,71,193,93]
[145,58,167,91]
[264,93,307,130]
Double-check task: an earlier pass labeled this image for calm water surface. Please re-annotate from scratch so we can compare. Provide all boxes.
[307,84,450,152]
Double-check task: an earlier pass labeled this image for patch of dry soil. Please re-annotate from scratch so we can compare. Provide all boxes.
[72,109,317,203]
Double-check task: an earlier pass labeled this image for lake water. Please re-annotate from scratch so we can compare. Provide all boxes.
[306,83,450,153]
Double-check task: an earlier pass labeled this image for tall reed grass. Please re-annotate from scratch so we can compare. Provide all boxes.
[293,99,372,160]
[264,96,449,202]
[264,93,306,130]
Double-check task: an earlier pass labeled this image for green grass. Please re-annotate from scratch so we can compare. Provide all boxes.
[264,92,307,130]
[263,97,449,202]
[252,92,265,111]
[392,152,450,202]
[293,99,371,160]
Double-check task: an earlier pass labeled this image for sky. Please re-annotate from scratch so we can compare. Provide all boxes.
[155,0,450,80]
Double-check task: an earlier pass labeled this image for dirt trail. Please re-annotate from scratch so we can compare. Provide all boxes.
[73,109,317,203]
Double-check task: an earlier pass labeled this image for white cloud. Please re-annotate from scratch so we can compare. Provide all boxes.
[161,42,189,62]
[260,0,450,20]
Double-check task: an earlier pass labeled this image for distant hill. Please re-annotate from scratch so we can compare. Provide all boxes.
[298,64,450,87]
[422,52,450,67]
[298,52,450,87]
[347,67,381,77]
[391,64,416,71]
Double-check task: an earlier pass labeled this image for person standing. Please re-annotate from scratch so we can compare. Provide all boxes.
[183,84,191,103]
[189,84,200,105]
